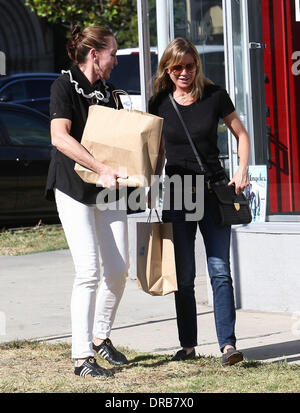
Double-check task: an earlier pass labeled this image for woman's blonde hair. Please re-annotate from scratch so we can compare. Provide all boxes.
[153,37,213,99]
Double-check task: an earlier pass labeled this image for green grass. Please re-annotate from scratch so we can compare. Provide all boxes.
[0,224,68,256]
[1,227,300,394]
[0,341,300,393]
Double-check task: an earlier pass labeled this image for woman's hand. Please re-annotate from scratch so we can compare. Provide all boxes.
[96,163,127,189]
[222,111,251,194]
[228,165,250,194]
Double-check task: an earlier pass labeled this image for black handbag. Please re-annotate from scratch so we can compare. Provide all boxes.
[169,94,252,226]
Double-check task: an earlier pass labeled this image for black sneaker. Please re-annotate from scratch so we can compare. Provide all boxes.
[221,348,243,366]
[93,338,128,365]
[171,348,196,361]
[74,356,113,378]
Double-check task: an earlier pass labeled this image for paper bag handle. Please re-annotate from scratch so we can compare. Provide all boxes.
[112,89,133,111]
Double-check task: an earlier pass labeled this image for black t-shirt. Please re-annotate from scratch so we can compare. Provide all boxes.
[45,64,122,204]
[148,84,235,177]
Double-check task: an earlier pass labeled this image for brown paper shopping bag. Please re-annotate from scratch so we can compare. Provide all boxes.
[74,102,163,187]
[136,218,177,296]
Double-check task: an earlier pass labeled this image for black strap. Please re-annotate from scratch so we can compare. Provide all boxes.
[147,209,161,223]
[169,93,206,174]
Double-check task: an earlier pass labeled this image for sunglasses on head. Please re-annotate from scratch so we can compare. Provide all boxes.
[169,62,196,75]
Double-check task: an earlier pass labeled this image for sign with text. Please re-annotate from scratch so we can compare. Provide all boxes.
[234,165,268,223]
[245,165,268,223]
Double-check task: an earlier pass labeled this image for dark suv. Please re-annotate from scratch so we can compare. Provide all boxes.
[0,102,58,227]
[0,73,59,115]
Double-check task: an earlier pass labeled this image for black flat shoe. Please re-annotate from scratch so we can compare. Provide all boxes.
[171,348,196,361]
[93,338,128,366]
[221,348,243,366]
[74,356,113,378]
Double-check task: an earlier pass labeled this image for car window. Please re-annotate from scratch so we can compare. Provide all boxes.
[0,109,50,146]
[0,118,9,144]
[110,53,158,94]
[1,78,56,101]
[2,82,27,100]
[110,54,140,93]
[25,79,55,99]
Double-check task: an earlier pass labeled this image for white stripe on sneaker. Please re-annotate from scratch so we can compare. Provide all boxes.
[80,367,88,377]
[99,349,109,359]
[81,367,92,377]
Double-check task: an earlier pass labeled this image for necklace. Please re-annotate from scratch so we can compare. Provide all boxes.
[173,90,194,104]
[62,69,111,103]
[173,91,191,99]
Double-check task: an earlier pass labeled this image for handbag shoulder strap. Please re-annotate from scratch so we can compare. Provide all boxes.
[168,93,206,174]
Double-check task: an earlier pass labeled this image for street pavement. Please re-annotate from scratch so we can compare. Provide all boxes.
[0,249,300,364]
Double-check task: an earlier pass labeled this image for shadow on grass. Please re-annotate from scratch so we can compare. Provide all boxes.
[125,353,171,369]
[122,353,263,371]
[240,359,263,368]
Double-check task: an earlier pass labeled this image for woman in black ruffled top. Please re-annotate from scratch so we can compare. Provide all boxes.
[46,25,129,379]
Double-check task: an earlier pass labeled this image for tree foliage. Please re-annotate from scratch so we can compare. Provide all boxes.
[25,0,138,47]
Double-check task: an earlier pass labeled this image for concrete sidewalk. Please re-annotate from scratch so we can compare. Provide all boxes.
[0,249,299,364]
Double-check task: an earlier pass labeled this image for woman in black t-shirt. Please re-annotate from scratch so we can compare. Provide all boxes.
[149,38,250,366]
[47,25,129,379]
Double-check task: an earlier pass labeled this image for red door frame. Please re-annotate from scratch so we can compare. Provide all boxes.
[261,0,300,214]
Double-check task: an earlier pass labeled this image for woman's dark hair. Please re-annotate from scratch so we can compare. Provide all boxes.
[67,25,114,64]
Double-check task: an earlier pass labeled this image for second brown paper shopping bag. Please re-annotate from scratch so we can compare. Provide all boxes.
[136,220,177,296]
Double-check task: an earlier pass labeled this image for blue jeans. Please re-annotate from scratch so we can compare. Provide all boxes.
[172,188,236,352]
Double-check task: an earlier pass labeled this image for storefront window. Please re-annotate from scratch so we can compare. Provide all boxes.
[230,0,248,129]
[166,0,300,218]
[261,0,300,216]
[173,0,228,164]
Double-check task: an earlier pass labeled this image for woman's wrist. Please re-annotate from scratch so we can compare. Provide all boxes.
[94,160,109,176]
[238,163,249,173]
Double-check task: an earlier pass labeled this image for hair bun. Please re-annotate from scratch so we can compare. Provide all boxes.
[71,25,81,39]
[67,25,82,63]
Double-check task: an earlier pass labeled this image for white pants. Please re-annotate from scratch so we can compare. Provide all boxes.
[55,189,129,359]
